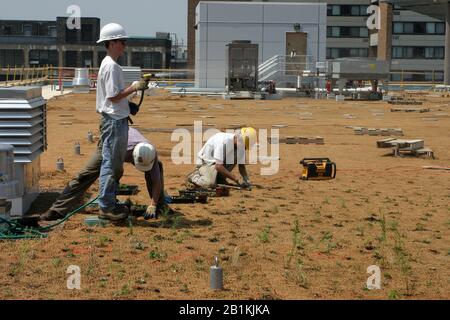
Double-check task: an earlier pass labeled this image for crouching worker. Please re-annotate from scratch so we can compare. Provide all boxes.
[40,127,168,222]
[186,127,257,189]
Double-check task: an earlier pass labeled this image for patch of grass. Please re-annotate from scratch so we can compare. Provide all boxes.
[355,226,364,237]
[98,235,111,248]
[339,198,347,209]
[51,257,62,268]
[272,205,279,214]
[393,227,414,296]
[258,225,271,258]
[208,236,219,243]
[317,232,338,254]
[133,240,146,251]
[149,248,167,261]
[388,290,401,300]
[8,242,30,277]
[376,211,388,267]
[258,225,271,244]
[414,223,427,231]
[294,258,308,288]
[114,284,131,297]
[389,221,399,231]
[174,230,192,244]
[285,220,303,269]
[323,196,330,204]
[117,269,126,280]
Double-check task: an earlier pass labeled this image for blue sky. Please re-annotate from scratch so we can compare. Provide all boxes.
[1,0,187,44]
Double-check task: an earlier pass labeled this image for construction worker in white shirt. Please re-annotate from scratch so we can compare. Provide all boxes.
[187,128,257,189]
[96,23,149,221]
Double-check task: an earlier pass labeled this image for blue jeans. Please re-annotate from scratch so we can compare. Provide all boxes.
[98,114,129,211]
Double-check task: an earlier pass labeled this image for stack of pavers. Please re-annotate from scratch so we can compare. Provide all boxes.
[377,138,434,159]
[349,126,404,136]
[268,136,325,145]
[388,96,423,106]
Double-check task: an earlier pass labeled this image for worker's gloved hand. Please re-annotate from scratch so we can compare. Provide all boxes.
[132,79,149,92]
[129,101,140,116]
[143,205,157,220]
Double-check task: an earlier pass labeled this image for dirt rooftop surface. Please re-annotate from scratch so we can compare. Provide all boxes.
[0,90,449,299]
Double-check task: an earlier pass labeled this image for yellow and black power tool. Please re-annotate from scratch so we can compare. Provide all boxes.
[300,158,336,180]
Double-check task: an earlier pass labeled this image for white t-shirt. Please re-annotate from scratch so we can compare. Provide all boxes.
[198,132,245,165]
[96,56,130,120]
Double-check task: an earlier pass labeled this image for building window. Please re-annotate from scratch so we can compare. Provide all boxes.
[327,5,368,16]
[0,49,24,66]
[393,22,445,35]
[48,26,57,37]
[23,25,32,36]
[81,51,93,67]
[436,23,445,34]
[327,26,368,38]
[81,24,93,42]
[326,48,368,59]
[360,28,368,37]
[65,51,78,67]
[3,25,12,35]
[360,5,368,16]
[414,23,426,34]
[435,47,444,59]
[392,46,445,59]
[29,50,58,66]
[331,5,340,16]
[392,47,403,59]
[393,23,403,34]
[426,23,436,34]
[404,23,414,34]
[132,52,163,69]
[65,28,77,42]
[332,27,340,37]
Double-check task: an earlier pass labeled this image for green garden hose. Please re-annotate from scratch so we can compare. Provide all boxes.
[0,196,99,240]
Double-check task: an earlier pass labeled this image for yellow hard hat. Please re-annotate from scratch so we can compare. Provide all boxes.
[240,127,257,150]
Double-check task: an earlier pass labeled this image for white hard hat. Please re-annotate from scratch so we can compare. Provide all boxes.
[97,23,129,44]
[133,142,156,172]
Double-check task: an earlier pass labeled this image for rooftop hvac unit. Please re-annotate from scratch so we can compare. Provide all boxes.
[122,67,142,87]
[0,87,47,217]
[0,144,20,222]
[226,41,259,94]
[326,58,390,81]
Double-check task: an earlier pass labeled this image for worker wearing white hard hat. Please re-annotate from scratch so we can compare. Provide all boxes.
[186,128,257,189]
[95,23,149,221]
[42,127,170,222]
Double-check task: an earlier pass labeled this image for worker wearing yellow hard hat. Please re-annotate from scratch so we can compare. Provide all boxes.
[186,127,257,189]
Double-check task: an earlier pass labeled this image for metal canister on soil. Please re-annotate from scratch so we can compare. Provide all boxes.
[74,142,81,155]
[210,256,223,290]
[87,130,94,143]
[56,158,64,171]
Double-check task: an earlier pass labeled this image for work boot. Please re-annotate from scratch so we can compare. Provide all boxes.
[99,204,129,221]
[40,210,65,222]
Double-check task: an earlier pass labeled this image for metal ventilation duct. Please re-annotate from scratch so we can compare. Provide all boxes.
[0,86,47,215]
[72,68,90,93]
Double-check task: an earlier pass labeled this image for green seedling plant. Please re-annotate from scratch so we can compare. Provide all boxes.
[258,225,271,258]
[392,226,414,296]
[285,220,303,269]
